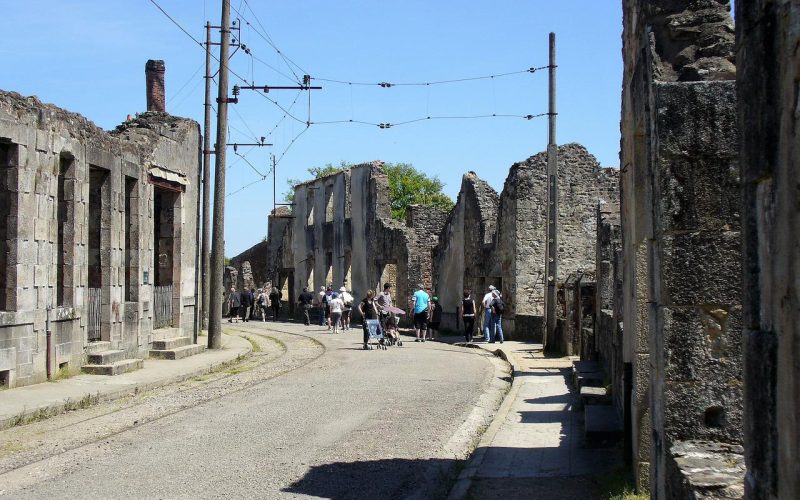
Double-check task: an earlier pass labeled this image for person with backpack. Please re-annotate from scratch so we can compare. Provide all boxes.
[489,289,505,343]
[298,287,314,326]
[269,286,282,321]
[339,286,354,331]
[481,285,496,342]
[256,288,270,322]
[460,289,476,343]
[427,296,443,341]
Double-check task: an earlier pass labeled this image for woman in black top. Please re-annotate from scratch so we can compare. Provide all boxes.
[358,290,380,350]
[460,289,476,343]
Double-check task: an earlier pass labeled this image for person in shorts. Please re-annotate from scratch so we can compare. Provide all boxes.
[427,296,443,341]
[339,286,354,331]
[329,292,344,334]
[411,283,431,342]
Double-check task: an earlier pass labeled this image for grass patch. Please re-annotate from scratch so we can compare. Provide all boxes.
[242,335,263,353]
[596,468,647,500]
[7,393,100,429]
[51,365,79,381]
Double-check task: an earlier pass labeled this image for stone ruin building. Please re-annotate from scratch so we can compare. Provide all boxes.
[209,1,800,496]
[433,143,618,340]
[559,1,800,499]
[253,161,448,321]
[229,147,617,335]
[0,60,203,388]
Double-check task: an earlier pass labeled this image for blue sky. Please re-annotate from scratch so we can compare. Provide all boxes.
[1,1,623,256]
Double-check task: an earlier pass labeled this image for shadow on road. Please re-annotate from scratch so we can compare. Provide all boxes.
[282,457,461,499]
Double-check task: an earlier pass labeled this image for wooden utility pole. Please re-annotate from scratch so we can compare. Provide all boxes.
[544,32,558,350]
[207,0,231,349]
[201,21,213,331]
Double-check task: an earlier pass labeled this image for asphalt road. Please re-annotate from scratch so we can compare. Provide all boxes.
[0,322,506,499]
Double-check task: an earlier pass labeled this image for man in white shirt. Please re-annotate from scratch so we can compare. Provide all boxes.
[482,285,496,342]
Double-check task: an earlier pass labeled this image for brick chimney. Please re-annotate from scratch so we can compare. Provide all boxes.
[145,59,166,112]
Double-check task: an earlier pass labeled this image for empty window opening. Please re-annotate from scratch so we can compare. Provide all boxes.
[56,154,75,307]
[325,252,333,287]
[153,187,176,287]
[0,369,9,388]
[324,184,334,223]
[88,167,108,289]
[124,177,139,302]
[305,256,314,292]
[0,140,18,311]
[343,251,352,290]
[380,262,398,294]
[306,189,315,226]
[88,166,109,342]
[58,361,69,371]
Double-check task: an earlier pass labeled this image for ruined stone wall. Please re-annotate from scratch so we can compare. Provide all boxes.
[736,2,800,498]
[230,240,270,290]
[0,90,200,387]
[496,144,618,341]
[432,172,499,332]
[405,204,447,292]
[621,1,742,496]
[594,205,624,415]
[285,162,429,324]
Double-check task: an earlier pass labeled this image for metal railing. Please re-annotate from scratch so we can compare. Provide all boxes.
[87,287,102,341]
[153,284,174,329]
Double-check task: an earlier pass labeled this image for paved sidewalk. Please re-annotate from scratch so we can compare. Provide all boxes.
[449,340,622,500]
[0,333,250,430]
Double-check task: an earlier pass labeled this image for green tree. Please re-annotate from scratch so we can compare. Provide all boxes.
[283,161,453,220]
[383,163,454,220]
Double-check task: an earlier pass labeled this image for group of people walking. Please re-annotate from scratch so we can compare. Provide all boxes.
[227,286,283,323]
[228,280,505,347]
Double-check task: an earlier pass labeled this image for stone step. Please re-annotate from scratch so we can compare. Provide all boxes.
[580,386,612,406]
[152,336,193,350]
[86,341,112,354]
[81,358,143,376]
[149,343,205,360]
[576,371,605,389]
[584,405,623,448]
[87,349,126,365]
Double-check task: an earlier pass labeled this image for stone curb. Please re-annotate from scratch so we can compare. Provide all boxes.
[0,334,252,431]
[447,343,520,500]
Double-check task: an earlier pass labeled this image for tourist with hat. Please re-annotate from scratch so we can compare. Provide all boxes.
[339,286,354,331]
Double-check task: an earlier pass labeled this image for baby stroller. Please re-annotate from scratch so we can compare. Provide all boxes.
[381,306,406,347]
[382,313,403,347]
[365,319,387,350]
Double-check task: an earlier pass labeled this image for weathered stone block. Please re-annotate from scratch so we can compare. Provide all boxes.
[659,230,741,307]
[661,306,743,444]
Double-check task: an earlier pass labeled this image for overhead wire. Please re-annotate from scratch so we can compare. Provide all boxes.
[311,67,549,87]
[167,61,206,104]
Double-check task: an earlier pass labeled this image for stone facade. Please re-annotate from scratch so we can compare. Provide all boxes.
[620,0,743,496]
[736,1,800,498]
[593,205,624,419]
[239,162,447,323]
[432,172,499,332]
[0,90,200,388]
[433,144,618,341]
